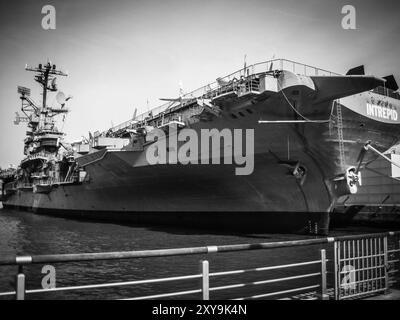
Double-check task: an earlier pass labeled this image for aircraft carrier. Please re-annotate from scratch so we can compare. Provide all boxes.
[1,59,400,235]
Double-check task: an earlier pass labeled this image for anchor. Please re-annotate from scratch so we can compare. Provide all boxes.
[269,151,308,185]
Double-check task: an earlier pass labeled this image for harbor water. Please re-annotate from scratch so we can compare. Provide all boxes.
[0,205,395,300]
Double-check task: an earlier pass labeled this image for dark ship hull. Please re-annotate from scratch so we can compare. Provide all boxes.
[2,60,400,235]
[2,151,332,234]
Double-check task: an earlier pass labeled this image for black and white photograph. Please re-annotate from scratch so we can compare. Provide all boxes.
[0,0,400,308]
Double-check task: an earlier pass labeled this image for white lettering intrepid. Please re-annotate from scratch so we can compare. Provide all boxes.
[366,103,398,121]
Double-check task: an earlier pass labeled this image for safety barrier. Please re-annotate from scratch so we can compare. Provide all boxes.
[0,231,398,300]
[334,233,400,299]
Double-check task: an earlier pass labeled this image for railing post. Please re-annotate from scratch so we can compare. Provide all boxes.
[200,260,209,300]
[320,249,328,300]
[383,236,389,294]
[334,241,340,300]
[15,266,26,300]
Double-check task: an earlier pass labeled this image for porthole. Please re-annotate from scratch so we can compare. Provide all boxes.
[238,112,245,117]
[230,114,238,119]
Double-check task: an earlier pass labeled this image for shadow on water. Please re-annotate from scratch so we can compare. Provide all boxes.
[1,204,391,239]
[0,205,312,240]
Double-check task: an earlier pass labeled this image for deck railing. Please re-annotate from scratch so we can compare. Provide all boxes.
[372,86,400,100]
[0,231,399,300]
[13,176,77,190]
[106,58,342,135]
[100,57,400,137]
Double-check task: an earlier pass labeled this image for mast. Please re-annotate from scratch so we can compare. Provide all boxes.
[25,62,68,130]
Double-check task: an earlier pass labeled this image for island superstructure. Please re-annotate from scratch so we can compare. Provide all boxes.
[1,58,400,235]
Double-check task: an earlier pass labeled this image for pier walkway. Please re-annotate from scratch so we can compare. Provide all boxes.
[364,289,400,300]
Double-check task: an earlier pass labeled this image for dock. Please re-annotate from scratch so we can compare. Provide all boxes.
[364,289,400,300]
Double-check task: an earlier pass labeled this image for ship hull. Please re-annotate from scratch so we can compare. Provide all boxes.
[2,152,332,234]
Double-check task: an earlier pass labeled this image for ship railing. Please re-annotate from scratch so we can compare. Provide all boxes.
[31,172,48,178]
[107,58,341,135]
[32,176,76,186]
[5,181,18,190]
[35,129,64,136]
[372,86,400,100]
[22,151,68,165]
[0,171,16,179]
[0,231,399,300]
[21,151,53,163]
[16,183,33,189]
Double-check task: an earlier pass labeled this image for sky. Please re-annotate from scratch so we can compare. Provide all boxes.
[0,0,399,168]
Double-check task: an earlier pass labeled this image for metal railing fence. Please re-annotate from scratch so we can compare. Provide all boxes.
[334,233,400,299]
[0,231,399,300]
